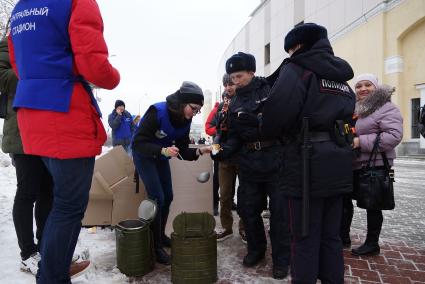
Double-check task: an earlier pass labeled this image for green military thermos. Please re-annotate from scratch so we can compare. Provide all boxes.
[171,212,217,284]
[115,199,157,277]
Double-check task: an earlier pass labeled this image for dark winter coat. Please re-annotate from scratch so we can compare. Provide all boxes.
[353,86,403,170]
[218,76,283,181]
[108,109,134,147]
[132,102,198,161]
[262,38,356,198]
[0,38,23,154]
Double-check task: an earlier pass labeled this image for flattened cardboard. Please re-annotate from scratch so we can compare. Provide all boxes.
[111,176,146,225]
[93,146,134,187]
[83,200,113,226]
[166,154,213,235]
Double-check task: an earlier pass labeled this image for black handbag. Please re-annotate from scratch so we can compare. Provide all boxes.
[355,134,395,210]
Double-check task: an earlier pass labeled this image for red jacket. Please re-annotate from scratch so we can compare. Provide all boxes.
[8,0,120,159]
[205,102,219,137]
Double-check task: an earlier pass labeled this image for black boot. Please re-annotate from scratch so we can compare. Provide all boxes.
[341,235,352,248]
[242,251,265,267]
[272,266,289,280]
[352,210,382,256]
[162,235,171,248]
[160,211,171,248]
[352,242,380,256]
[151,212,171,265]
[341,195,353,248]
[155,247,171,265]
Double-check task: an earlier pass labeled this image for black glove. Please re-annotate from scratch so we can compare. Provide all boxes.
[210,151,224,161]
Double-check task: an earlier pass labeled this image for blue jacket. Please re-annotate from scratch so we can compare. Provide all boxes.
[147,102,190,148]
[132,101,193,160]
[108,110,134,146]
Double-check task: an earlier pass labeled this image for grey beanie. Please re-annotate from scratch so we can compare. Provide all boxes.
[178,81,204,106]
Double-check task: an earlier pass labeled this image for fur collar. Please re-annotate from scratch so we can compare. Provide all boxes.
[355,85,395,118]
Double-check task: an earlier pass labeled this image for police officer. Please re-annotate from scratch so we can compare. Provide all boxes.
[262,23,355,283]
[214,52,290,279]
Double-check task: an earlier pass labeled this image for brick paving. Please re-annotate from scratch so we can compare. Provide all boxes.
[340,158,425,283]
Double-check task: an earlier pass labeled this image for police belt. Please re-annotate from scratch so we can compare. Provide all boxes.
[308,131,332,143]
[245,140,281,151]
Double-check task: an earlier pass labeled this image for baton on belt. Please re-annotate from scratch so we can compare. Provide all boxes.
[301,117,312,237]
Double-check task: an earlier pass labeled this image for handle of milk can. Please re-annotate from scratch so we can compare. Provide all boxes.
[116,229,125,239]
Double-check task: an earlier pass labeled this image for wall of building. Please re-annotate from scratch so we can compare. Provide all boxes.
[218,0,425,154]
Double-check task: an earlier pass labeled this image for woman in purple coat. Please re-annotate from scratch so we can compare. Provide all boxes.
[341,73,403,256]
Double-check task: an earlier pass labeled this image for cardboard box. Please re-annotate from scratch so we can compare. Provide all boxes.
[82,146,213,230]
[82,146,146,226]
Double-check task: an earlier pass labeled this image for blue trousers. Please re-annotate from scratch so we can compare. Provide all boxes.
[132,154,173,222]
[288,196,344,284]
[37,157,95,284]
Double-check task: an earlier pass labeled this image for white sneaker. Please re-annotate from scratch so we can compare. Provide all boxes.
[20,252,41,275]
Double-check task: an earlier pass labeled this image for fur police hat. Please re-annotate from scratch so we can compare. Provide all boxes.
[178,81,204,106]
[225,52,256,74]
[284,23,328,52]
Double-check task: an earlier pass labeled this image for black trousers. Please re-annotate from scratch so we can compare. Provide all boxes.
[288,196,344,284]
[213,160,219,209]
[12,154,53,260]
[341,195,383,244]
[238,178,290,268]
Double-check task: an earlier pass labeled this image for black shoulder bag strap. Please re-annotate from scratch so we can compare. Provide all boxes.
[366,133,381,169]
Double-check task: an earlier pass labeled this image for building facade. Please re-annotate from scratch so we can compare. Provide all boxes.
[218,0,425,154]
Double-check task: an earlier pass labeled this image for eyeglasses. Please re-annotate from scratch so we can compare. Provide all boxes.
[189,104,202,115]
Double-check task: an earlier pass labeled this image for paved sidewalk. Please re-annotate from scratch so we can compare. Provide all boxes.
[137,158,425,283]
[342,158,425,283]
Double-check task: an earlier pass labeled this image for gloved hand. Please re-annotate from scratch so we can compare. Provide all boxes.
[210,144,226,161]
[210,151,224,161]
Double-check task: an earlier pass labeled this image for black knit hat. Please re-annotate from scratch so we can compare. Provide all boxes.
[225,52,256,74]
[284,23,328,52]
[178,81,204,106]
[115,99,125,108]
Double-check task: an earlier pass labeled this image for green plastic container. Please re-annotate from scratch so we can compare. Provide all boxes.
[171,212,217,284]
[115,200,157,277]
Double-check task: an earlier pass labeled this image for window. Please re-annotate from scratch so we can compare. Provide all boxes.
[264,43,270,65]
[411,98,420,138]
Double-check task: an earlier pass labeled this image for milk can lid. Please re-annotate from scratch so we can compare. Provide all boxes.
[138,199,157,222]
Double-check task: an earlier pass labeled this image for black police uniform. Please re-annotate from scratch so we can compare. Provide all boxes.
[262,38,356,283]
[217,76,291,273]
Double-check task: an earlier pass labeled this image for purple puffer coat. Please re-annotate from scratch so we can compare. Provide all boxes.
[353,86,403,170]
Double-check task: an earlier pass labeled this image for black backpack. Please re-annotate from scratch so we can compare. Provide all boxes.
[418,104,425,138]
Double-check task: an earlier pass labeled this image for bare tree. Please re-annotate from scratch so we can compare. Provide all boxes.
[0,0,17,38]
